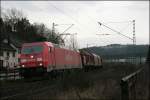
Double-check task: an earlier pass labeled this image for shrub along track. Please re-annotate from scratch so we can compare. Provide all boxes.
[0,63,146,100]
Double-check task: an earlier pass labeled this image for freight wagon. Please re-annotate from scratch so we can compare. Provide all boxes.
[79,49,102,70]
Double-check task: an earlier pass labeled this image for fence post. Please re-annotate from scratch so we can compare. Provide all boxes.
[121,68,143,100]
[121,80,129,100]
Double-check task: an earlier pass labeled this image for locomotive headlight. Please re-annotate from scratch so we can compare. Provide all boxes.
[39,63,42,66]
[37,58,42,61]
[22,65,25,67]
[21,59,27,63]
[30,55,34,58]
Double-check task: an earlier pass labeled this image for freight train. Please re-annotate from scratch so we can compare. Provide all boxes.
[19,42,102,78]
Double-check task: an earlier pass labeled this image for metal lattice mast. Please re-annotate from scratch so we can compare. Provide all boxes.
[133,20,136,45]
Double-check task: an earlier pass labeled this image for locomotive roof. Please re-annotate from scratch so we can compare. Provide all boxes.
[22,41,80,52]
[22,41,53,47]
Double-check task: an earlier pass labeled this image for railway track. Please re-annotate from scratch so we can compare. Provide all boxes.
[1,83,56,100]
[0,78,57,100]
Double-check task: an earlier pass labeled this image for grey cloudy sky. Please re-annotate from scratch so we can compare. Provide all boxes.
[1,1,149,48]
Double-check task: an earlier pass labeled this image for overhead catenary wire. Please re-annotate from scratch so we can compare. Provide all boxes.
[50,3,105,39]
[103,20,132,36]
[61,24,74,34]
[49,3,93,33]
[104,20,133,24]
[49,3,135,46]
[74,6,134,45]
[49,3,113,47]
[97,35,113,45]
[98,22,133,41]
[48,4,82,32]
[71,5,114,46]
[119,22,131,34]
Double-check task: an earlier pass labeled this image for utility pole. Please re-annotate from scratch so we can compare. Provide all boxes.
[52,22,58,37]
[52,22,54,37]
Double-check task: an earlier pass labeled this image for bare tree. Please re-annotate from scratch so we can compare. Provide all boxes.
[2,8,25,21]
[2,8,26,32]
[33,23,46,35]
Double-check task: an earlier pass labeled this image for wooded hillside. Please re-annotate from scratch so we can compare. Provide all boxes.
[82,44,149,59]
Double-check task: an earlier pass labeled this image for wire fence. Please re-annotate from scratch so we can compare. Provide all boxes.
[104,57,146,64]
[120,67,145,100]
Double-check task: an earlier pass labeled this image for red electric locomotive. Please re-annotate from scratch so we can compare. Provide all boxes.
[19,42,82,77]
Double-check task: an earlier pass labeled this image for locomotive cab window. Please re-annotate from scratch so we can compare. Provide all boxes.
[22,45,43,54]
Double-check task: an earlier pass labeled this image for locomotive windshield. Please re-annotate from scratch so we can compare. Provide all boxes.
[22,45,43,54]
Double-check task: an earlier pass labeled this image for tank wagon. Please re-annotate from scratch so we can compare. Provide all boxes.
[19,42,102,77]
